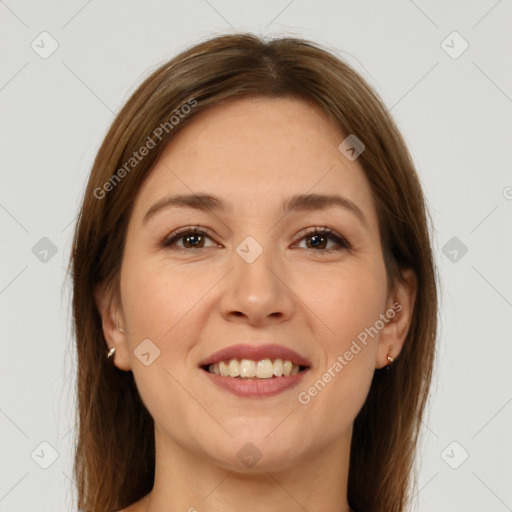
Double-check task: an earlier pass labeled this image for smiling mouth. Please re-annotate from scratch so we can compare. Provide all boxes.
[201,358,308,379]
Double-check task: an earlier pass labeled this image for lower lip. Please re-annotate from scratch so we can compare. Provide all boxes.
[202,368,309,398]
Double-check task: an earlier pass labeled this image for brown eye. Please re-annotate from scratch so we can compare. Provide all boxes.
[297,227,351,252]
[306,233,329,249]
[182,233,205,248]
[162,228,217,249]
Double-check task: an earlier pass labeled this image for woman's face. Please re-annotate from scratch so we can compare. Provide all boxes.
[103,96,411,472]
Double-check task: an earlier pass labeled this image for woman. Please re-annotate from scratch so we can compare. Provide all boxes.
[70,33,438,512]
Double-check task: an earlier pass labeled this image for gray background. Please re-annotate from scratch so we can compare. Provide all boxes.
[1,1,511,511]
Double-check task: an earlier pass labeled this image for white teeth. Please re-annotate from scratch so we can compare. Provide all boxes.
[240,359,256,378]
[207,358,302,378]
[219,361,229,377]
[228,359,240,377]
[256,359,274,379]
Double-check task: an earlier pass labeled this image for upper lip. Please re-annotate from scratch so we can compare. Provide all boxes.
[199,344,311,368]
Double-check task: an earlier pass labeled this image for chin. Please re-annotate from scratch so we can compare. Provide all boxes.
[204,433,305,474]
[217,447,302,474]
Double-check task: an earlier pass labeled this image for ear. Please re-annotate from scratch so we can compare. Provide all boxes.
[375,268,417,369]
[94,282,132,371]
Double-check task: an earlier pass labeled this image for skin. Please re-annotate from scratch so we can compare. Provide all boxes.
[96,96,416,512]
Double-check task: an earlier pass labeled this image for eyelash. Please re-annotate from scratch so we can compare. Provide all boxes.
[161,225,352,253]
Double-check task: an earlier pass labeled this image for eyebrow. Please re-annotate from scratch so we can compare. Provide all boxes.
[142,192,368,227]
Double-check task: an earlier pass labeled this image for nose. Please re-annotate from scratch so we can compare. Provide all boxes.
[218,242,295,326]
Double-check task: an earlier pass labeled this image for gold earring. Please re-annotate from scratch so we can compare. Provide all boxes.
[386,354,394,369]
[107,347,116,360]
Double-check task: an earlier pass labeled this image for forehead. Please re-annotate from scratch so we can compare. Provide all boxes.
[131,96,378,227]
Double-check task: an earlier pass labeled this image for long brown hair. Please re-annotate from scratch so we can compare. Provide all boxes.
[70,33,438,512]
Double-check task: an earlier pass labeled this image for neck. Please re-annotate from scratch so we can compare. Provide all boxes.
[144,425,353,512]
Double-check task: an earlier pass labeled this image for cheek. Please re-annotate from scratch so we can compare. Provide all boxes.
[293,259,386,415]
[118,257,227,412]
[120,257,224,342]
[295,257,388,352]
[117,258,213,430]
